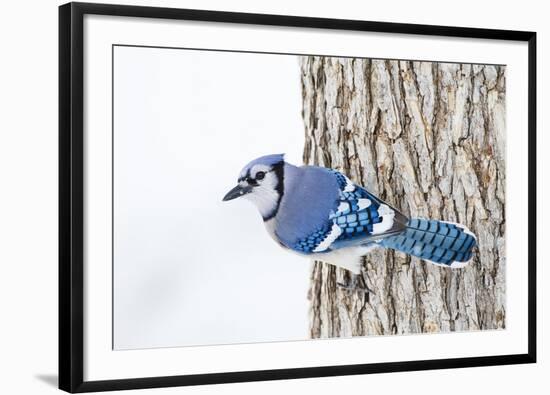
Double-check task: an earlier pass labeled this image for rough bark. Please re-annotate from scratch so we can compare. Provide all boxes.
[300,57,506,338]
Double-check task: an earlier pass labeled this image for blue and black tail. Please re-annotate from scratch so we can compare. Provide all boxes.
[380,218,477,268]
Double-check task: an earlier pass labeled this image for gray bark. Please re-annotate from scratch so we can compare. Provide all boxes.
[300,57,506,338]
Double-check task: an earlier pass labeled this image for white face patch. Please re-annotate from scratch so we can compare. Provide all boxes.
[249,164,271,179]
[243,169,280,219]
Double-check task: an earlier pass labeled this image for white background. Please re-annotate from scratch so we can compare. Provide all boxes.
[113,46,308,349]
[0,0,547,394]
[84,12,529,381]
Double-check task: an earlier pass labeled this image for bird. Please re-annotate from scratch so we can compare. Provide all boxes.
[222,154,477,280]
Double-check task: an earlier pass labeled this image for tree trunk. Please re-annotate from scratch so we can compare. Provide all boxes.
[300,57,506,338]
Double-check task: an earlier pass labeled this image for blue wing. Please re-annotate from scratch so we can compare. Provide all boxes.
[292,170,407,254]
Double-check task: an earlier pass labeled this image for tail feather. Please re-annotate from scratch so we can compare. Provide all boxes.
[380,218,477,268]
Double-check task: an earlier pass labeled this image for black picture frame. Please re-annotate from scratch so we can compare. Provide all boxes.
[59,2,537,393]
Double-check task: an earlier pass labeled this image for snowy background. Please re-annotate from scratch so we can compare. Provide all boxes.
[113,46,309,349]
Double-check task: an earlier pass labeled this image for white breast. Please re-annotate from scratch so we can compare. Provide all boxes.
[263,218,280,243]
[311,244,379,274]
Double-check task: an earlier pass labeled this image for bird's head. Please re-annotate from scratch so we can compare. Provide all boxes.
[223,154,285,220]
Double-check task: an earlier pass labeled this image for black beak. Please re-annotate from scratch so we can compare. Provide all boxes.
[222,184,252,201]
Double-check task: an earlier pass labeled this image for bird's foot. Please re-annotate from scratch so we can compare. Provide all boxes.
[337,273,374,298]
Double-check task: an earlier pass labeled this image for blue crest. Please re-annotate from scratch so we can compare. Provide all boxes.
[238,154,285,180]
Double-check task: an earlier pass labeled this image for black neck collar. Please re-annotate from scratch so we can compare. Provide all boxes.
[262,162,285,221]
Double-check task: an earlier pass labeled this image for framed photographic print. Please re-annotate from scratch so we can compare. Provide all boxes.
[59,2,537,392]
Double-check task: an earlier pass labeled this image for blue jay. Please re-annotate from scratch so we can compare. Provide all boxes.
[223,154,477,276]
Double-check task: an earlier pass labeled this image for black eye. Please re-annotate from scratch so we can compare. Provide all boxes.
[255,171,265,180]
